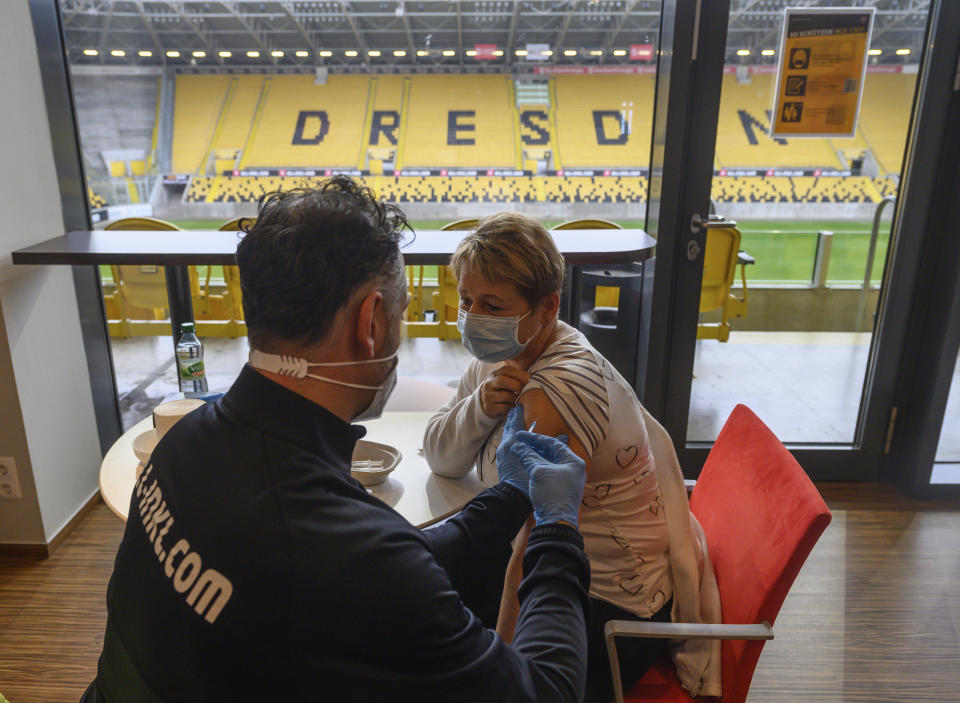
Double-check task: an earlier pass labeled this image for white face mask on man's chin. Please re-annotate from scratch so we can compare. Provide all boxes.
[248,349,399,421]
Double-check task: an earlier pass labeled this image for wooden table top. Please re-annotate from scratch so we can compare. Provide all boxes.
[99,411,486,529]
[12,228,655,266]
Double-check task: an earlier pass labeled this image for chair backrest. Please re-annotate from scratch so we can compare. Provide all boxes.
[437,219,479,289]
[689,404,831,703]
[699,226,741,314]
[218,217,255,233]
[441,218,479,232]
[551,218,622,230]
[217,218,253,320]
[105,217,181,311]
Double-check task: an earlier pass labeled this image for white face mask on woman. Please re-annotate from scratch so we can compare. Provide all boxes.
[456,308,540,363]
[248,349,398,421]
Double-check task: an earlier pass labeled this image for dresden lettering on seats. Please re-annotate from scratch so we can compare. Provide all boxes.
[447,111,476,145]
[370,110,400,145]
[520,110,551,145]
[292,111,330,145]
[738,109,788,146]
[134,463,234,624]
[593,111,629,145]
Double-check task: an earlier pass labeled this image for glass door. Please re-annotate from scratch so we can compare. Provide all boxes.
[645,0,953,479]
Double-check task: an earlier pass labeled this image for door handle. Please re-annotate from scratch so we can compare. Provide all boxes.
[690,213,729,232]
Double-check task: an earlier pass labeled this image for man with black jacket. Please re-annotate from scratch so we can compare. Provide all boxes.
[83,177,591,702]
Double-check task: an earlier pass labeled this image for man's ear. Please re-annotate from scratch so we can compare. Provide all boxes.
[355,290,384,358]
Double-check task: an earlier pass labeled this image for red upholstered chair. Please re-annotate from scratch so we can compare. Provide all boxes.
[605,404,832,703]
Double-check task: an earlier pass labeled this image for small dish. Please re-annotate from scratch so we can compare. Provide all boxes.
[132,428,160,464]
[351,440,401,486]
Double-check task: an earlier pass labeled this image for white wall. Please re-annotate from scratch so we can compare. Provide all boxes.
[0,1,102,545]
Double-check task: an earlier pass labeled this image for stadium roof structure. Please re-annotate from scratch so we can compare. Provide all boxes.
[61,0,931,70]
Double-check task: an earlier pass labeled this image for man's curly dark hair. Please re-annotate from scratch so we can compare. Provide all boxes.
[235,175,412,349]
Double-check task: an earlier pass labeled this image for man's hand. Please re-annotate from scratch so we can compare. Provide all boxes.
[509,431,586,528]
[496,405,531,496]
[479,366,530,419]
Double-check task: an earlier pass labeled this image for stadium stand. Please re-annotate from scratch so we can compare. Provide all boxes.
[87,187,107,209]
[873,176,899,198]
[792,177,880,203]
[713,72,915,173]
[184,176,215,203]
[172,75,232,174]
[184,174,902,206]
[857,73,916,174]
[401,75,516,168]
[714,74,845,169]
[241,74,371,168]
[205,76,266,172]
[543,176,647,203]
[710,176,793,203]
[553,75,654,168]
[365,75,405,172]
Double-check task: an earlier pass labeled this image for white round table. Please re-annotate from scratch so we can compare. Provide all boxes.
[99,410,486,528]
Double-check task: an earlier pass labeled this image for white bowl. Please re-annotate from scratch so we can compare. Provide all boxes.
[351,440,401,486]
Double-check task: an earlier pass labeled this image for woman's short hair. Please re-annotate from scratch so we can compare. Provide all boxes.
[450,212,565,306]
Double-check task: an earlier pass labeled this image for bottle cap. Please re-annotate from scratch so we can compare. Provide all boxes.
[181,322,196,333]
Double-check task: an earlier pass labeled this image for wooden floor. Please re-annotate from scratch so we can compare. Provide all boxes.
[1,484,958,702]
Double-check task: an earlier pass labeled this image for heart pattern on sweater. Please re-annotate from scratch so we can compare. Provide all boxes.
[649,495,663,515]
[601,359,615,381]
[616,445,638,469]
[581,483,611,508]
[614,573,645,596]
[611,533,631,550]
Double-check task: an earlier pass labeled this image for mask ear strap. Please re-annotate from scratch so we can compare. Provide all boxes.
[249,351,310,378]
[303,374,381,391]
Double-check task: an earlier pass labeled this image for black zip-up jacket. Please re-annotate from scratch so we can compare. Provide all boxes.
[94,365,590,702]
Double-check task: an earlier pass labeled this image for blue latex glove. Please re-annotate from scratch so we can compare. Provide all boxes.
[509,430,586,527]
[496,405,531,496]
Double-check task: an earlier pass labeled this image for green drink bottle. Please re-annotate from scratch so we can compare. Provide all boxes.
[176,322,208,397]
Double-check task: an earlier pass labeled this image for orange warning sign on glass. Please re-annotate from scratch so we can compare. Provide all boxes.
[770,8,875,138]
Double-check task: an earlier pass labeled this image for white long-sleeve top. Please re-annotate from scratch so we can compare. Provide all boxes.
[423,328,673,619]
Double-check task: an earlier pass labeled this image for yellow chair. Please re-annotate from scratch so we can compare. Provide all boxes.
[552,218,622,308]
[697,224,751,342]
[202,217,252,338]
[404,218,477,340]
[104,217,190,337]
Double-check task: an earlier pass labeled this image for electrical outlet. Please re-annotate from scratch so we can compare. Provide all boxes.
[0,457,22,499]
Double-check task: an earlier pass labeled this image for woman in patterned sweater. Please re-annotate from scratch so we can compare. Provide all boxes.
[423,212,720,702]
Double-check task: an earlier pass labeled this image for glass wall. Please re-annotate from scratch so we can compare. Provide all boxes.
[686,0,926,444]
[61,0,663,428]
[931,352,960,483]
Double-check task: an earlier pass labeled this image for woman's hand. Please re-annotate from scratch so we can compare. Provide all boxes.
[478,365,531,418]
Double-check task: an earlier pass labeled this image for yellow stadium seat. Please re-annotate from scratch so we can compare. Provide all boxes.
[129,160,147,176]
[698,224,750,342]
[104,217,196,337]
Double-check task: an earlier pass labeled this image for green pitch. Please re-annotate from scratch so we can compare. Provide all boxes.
[100,218,891,286]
